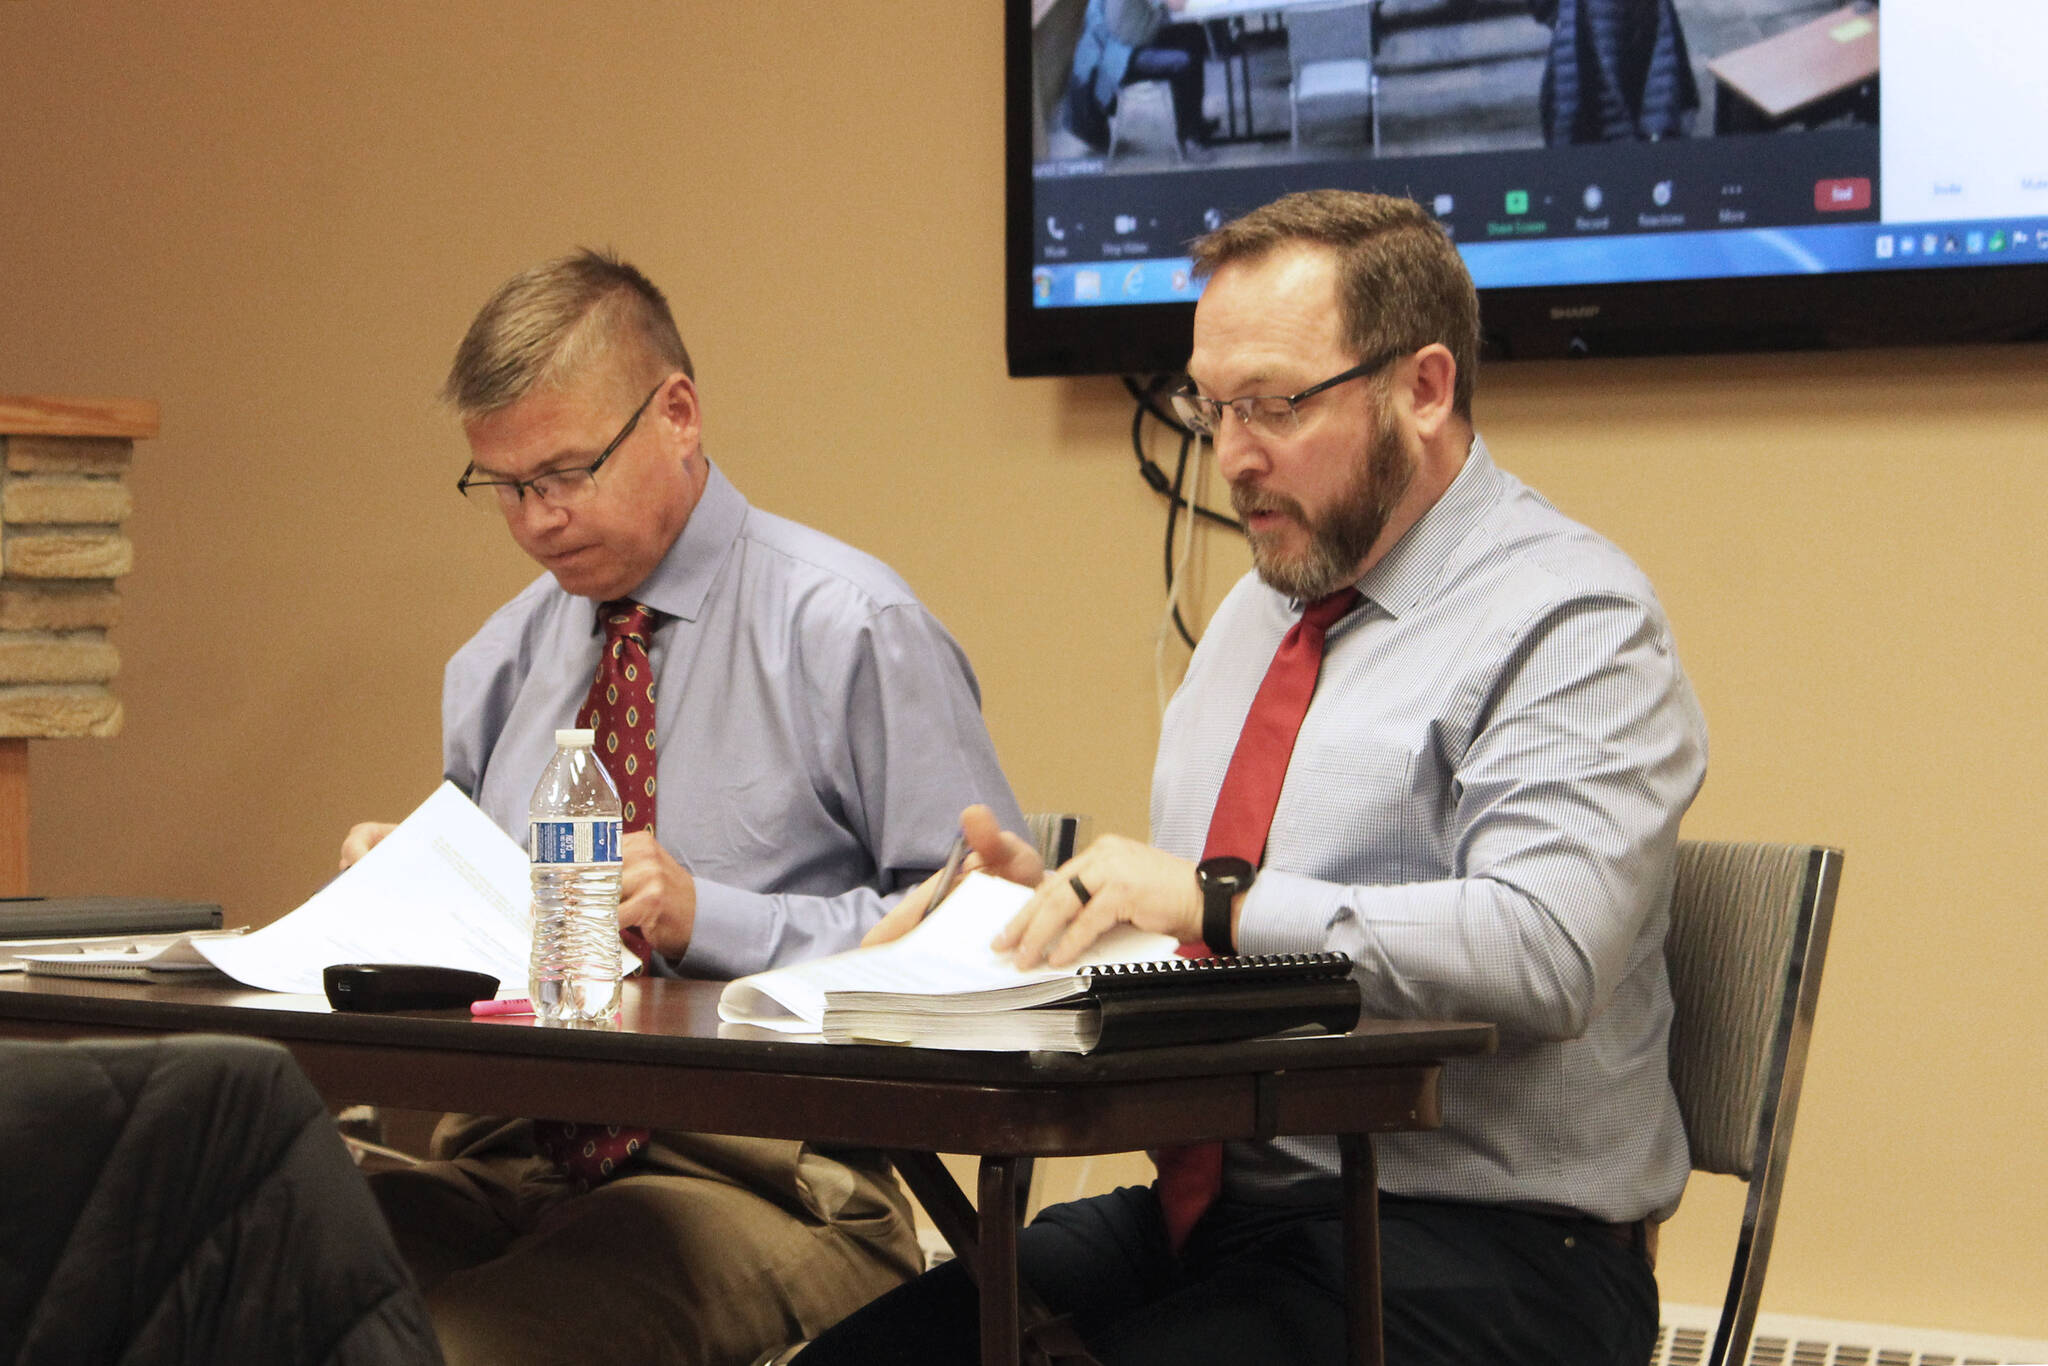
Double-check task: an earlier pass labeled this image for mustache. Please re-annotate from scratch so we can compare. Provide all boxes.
[1229,481,1305,524]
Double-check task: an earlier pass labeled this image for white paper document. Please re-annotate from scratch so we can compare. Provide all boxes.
[717,871,1178,1033]
[177,782,532,994]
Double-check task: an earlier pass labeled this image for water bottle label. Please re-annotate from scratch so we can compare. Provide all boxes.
[530,818,622,864]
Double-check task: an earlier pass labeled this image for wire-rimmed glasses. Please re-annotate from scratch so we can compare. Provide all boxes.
[1170,350,1400,440]
[455,379,664,511]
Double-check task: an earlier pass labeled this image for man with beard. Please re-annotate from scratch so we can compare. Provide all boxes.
[792,190,1707,1365]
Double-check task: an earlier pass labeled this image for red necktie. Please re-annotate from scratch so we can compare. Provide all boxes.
[535,599,662,1187]
[1156,587,1361,1252]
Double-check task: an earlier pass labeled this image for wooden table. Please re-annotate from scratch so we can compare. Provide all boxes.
[0,972,1495,1366]
[1706,4,1880,134]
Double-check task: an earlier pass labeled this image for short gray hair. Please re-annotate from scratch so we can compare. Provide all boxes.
[1192,191,1479,417]
[443,248,694,420]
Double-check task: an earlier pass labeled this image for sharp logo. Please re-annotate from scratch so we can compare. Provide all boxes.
[1550,304,1602,320]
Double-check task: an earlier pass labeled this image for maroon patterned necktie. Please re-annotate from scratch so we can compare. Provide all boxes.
[534,599,662,1187]
[1155,587,1361,1252]
[579,600,662,840]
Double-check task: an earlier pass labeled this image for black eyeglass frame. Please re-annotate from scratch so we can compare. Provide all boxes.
[1171,348,1403,437]
[455,379,667,506]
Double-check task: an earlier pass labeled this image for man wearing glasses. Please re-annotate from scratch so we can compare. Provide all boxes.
[798,191,1705,1364]
[343,249,1021,1366]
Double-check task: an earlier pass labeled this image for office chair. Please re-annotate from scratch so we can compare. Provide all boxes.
[1107,78,1183,161]
[1664,840,1843,1366]
[1286,0,1380,151]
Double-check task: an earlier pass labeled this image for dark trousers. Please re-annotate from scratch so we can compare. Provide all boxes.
[1126,24,1210,145]
[794,1184,1659,1366]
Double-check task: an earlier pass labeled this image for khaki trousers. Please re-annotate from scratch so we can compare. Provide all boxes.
[370,1115,922,1366]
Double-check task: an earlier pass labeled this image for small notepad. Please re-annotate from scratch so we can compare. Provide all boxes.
[20,932,242,982]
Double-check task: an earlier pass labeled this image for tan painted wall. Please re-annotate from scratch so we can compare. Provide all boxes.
[3,0,2042,1340]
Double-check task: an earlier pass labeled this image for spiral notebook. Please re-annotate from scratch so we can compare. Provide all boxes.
[822,951,1359,1053]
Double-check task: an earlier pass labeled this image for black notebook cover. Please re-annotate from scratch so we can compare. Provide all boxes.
[0,896,224,941]
[1083,976,1363,1052]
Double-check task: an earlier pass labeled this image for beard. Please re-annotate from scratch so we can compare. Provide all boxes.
[1232,406,1414,601]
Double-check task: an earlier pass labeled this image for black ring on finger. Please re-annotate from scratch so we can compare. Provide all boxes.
[1068,874,1093,906]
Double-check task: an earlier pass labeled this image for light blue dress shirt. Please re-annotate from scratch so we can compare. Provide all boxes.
[1153,439,1708,1222]
[444,462,1024,980]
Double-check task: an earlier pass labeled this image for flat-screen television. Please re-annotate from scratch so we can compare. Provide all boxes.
[1007,0,2048,376]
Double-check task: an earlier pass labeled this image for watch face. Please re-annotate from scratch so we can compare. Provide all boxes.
[1200,856,1255,890]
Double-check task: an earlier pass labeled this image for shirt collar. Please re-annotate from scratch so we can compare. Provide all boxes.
[595,459,747,630]
[1352,433,1502,621]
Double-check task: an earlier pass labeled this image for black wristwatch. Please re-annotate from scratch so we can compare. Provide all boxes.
[1195,856,1255,956]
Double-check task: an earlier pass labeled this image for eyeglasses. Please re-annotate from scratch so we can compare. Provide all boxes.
[1170,350,1400,439]
[455,380,664,511]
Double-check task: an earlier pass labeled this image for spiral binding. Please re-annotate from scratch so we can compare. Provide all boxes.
[1081,951,1353,993]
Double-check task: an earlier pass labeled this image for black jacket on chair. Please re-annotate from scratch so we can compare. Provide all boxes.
[0,1034,441,1366]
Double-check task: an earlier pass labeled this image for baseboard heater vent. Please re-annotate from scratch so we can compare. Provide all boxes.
[1655,1302,2048,1366]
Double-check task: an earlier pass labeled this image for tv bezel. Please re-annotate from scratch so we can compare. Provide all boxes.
[1002,1,2048,378]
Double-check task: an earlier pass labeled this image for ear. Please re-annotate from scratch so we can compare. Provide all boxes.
[654,371,703,456]
[1400,344,1458,442]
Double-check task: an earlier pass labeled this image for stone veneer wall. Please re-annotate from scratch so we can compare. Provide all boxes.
[0,410,152,739]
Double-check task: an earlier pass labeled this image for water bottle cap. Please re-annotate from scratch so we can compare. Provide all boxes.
[555,728,596,747]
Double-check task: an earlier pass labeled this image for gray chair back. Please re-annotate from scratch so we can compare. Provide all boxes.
[1285,0,1375,67]
[1665,840,1843,1366]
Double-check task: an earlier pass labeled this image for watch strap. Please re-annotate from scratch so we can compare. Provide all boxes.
[1202,884,1235,956]
[1198,858,1251,956]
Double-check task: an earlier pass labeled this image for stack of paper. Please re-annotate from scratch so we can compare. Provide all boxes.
[718,873,1177,1037]
[17,783,533,994]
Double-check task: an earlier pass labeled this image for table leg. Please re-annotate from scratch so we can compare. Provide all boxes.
[887,1149,1046,1366]
[889,1150,982,1278]
[978,1155,1023,1366]
[1340,1132,1384,1366]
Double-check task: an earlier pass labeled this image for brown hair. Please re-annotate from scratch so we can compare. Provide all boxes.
[1191,191,1478,416]
[443,248,694,420]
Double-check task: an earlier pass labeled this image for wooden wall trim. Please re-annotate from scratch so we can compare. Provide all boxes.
[0,395,161,440]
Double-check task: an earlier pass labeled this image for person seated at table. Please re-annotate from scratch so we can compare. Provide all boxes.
[1065,0,1215,158]
[791,190,1706,1365]
[340,248,1023,1366]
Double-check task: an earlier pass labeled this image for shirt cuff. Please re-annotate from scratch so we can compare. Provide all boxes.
[1233,869,1347,958]
[672,878,771,980]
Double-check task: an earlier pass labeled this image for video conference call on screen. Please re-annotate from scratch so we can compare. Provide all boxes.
[1006,0,2048,372]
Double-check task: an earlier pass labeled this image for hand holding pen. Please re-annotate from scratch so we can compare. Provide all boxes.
[860,826,974,948]
[861,804,1051,948]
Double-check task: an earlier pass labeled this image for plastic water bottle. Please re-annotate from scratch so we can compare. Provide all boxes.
[528,728,624,1024]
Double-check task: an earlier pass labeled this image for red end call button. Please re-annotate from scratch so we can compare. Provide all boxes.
[1814,178,1872,212]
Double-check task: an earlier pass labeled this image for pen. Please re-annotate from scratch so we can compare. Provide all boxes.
[926,831,970,914]
[471,997,535,1017]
